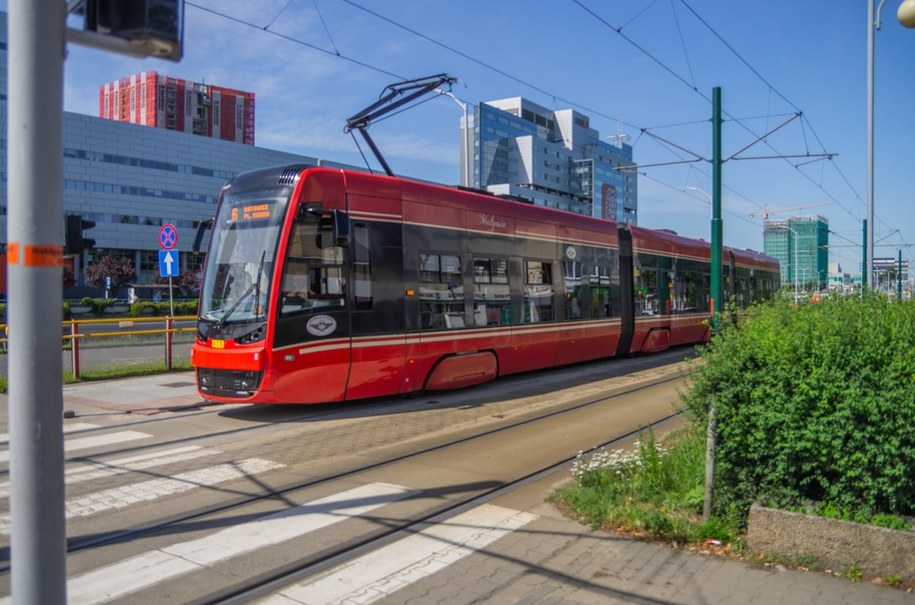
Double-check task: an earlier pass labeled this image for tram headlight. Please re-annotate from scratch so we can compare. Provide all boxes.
[236,325,265,344]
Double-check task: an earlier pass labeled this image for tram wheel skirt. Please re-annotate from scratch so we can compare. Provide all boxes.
[425,352,498,391]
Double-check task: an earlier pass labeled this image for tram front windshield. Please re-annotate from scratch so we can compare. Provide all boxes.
[199,188,289,326]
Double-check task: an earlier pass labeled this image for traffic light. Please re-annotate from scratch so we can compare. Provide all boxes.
[65,214,96,255]
[83,0,184,61]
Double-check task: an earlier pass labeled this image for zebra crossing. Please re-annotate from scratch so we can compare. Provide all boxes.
[0,423,539,604]
[0,423,285,535]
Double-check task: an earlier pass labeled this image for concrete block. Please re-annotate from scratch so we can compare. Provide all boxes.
[747,504,915,581]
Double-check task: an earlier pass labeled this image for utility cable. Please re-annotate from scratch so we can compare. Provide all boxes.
[263,0,297,31]
[187,2,404,79]
[312,0,341,56]
[189,0,898,257]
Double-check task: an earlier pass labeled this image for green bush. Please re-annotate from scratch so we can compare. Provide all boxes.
[683,294,915,528]
[127,299,197,317]
[60,298,198,319]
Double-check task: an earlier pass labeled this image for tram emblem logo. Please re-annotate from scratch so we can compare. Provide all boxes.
[306,314,337,337]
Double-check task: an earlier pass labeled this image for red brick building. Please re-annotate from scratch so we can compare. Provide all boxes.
[99,71,255,145]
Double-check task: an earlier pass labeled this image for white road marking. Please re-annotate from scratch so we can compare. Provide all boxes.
[62,482,417,605]
[0,430,152,464]
[263,504,539,605]
[0,457,284,535]
[0,422,100,445]
[0,446,217,500]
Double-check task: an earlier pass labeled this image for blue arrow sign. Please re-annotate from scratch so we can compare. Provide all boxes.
[159,250,180,277]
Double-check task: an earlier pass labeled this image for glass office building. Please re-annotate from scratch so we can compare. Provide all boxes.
[462,98,637,223]
[763,216,829,291]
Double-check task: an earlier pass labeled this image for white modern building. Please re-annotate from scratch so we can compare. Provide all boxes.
[464,97,638,223]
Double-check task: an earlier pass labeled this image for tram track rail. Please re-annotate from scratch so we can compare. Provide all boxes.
[3,368,686,593]
[207,405,683,605]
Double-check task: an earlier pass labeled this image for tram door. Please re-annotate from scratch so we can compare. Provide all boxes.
[343,215,407,401]
[273,210,351,402]
[615,225,636,356]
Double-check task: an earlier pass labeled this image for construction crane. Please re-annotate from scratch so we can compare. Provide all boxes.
[748,202,832,220]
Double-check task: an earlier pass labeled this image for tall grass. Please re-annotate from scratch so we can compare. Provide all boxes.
[552,426,736,543]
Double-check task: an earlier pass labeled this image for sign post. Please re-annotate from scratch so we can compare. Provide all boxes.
[158,224,178,317]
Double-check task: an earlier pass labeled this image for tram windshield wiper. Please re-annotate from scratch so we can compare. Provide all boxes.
[213,251,266,331]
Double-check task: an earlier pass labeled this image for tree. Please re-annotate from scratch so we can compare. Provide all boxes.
[84,255,137,291]
[63,264,75,290]
[154,269,200,296]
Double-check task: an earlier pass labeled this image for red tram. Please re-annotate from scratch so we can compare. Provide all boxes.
[191,166,779,404]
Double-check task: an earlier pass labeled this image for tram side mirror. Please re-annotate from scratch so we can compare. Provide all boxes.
[298,204,323,221]
[193,218,213,253]
[331,209,351,247]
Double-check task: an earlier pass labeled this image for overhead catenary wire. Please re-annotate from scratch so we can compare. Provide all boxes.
[573,0,912,257]
[185,1,912,261]
[188,0,797,221]
[187,2,405,80]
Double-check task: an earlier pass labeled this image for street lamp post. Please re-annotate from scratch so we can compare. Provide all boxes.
[685,186,713,218]
[783,224,800,302]
[437,90,471,187]
[867,0,915,290]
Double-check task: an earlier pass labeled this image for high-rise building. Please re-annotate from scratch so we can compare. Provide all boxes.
[0,12,354,293]
[763,216,829,291]
[462,97,637,223]
[99,71,255,145]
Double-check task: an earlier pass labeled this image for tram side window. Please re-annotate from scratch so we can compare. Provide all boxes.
[671,266,708,313]
[635,266,659,316]
[590,265,611,318]
[279,219,346,316]
[563,260,583,320]
[736,267,750,307]
[525,261,554,323]
[353,224,372,311]
[419,253,464,329]
[473,257,511,326]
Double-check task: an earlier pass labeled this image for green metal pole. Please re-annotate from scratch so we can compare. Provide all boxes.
[705,88,723,519]
[862,219,867,298]
[710,87,723,330]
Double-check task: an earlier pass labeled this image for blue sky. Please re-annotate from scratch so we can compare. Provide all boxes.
[18,1,915,271]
